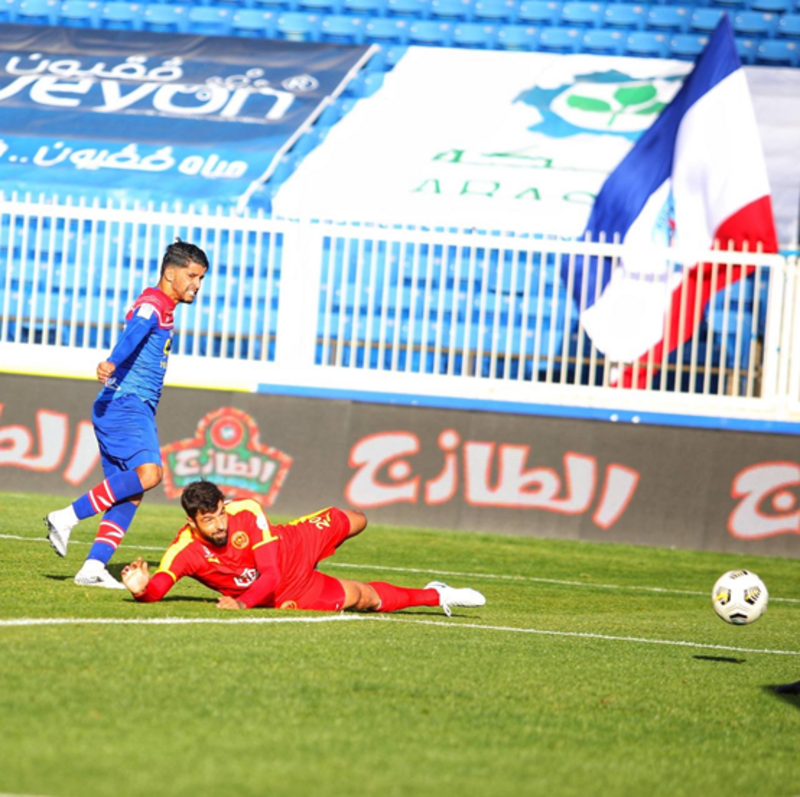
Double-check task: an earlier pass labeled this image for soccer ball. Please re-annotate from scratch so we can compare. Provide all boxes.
[711,570,768,625]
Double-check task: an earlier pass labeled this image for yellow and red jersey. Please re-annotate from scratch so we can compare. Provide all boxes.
[136,499,281,608]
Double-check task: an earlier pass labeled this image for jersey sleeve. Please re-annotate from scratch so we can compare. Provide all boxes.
[132,571,175,603]
[107,307,157,367]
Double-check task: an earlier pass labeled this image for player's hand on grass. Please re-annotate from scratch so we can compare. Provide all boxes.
[217,596,246,611]
[97,360,116,383]
[122,557,150,596]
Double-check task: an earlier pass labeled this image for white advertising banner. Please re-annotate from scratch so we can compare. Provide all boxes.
[273,47,800,245]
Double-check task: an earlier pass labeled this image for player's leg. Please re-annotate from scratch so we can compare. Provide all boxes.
[45,396,161,558]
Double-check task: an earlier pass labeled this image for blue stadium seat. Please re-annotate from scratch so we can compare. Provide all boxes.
[749,0,791,12]
[560,1,604,28]
[100,1,143,29]
[386,0,428,16]
[342,0,383,13]
[232,7,276,35]
[142,3,187,32]
[777,13,800,36]
[0,0,15,22]
[625,30,668,56]
[298,0,341,13]
[430,0,471,20]
[407,19,452,44]
[537,24,581,51]
[495,22,539,48]
[688,8,726,32]
[733,10,777,35]
[518,0,559,24]
[755,37,799,63]
[451,21,496,46]
[58,0,101,26]
[669,32,709,58]
[712,0,747,8]
[646,5,689,33]
[581,28,624,53]
[187,4,233,35]
[15,0,58,24]
[252,0,295,10]
[276,10,321,38]
[364,15,409,42]
[736,36,757,62]
[473,0,516,23]
[321,12,365,40]
[602,4,645,30]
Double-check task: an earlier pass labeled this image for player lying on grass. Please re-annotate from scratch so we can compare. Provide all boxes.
[121,480,486,616]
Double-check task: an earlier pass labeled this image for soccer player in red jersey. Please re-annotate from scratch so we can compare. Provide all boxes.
[121,480,486,616]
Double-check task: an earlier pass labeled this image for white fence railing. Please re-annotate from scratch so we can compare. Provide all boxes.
[0,195,797,423]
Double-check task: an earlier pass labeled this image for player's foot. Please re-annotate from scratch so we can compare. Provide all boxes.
[425,581,486,617]
[74,560,127,590]
[44,507,78,557]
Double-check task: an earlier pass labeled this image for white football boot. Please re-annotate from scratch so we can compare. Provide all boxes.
[425,581,486,617]
[44,506,79,557]
[74,559,127,590]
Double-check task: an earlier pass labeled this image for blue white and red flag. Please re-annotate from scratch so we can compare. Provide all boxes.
[572,15,778,378]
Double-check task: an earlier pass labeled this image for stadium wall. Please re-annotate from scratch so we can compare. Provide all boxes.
[2,372,798,559]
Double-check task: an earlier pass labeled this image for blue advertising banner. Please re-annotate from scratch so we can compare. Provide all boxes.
[0,25,371,207]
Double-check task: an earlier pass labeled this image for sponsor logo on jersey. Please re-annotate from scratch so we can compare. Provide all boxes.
[231,530,249,549]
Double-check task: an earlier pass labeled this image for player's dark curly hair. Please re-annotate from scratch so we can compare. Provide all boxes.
[160,239,209,276]
[181,480,225,519]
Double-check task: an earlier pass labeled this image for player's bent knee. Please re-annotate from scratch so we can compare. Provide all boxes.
[136,463,163,491]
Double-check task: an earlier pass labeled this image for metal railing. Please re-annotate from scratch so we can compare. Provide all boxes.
[0,194,797,422]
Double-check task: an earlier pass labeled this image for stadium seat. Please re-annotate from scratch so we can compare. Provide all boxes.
[430,0,471,20]
[732,10,777,36]
[386,0,428,17]
[688,8,726,32]
[581,28,624,53]
[712,0,747,8]
[646,6,689,33]
[15,0,58,24]
[320,13,365,41]
[755,37,799,63]
[364,16,409,42]
[100,1,143,29]
[537,24,581,51]
[58,0,101,27]
[451,21,496,46]
[0,0,15,22]
[625,30,668,56]
[495,22,539,48]
[232,7,276,35]
[187,5,233,35]
[142,4,187,32]
[407,19,453,44]
[473,0,516,23]
[560,1,604,28]
[777,13,800,36]
[342,0,384,14]
[298,0,341,11]
[252,0,295,10]
[736,36,757,62]
[602,4,645,30]
[517,0,559,25]
[749,0,792,12]
[668,32,709,58]
[276,10,321,38]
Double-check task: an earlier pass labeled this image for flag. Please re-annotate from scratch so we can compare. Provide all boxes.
[570,15,778,374]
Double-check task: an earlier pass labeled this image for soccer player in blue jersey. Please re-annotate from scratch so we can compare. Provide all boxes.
[44,240,209,588]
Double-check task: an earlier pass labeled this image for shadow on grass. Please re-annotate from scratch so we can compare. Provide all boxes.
[764,682,800,712]
[692,655,747,664]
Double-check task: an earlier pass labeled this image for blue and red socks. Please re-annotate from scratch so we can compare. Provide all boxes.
[86,500,140,565]
[72,471,144,520]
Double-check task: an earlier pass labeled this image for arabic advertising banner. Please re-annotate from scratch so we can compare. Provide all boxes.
[273,47,800,245]
[2,373,799,558]
[0,24,371,207]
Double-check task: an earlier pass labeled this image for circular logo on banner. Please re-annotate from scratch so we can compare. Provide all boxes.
[231,531,249,550]
[209,417,245,449]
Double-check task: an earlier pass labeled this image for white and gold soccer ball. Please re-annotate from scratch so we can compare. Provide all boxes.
[712,569,768,625]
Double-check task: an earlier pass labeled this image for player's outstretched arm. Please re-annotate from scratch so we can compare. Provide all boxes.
[122,557,174,602]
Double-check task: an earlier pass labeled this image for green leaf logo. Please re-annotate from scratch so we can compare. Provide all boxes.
[564,83,665,128]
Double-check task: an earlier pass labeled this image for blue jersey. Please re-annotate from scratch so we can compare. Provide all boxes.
[97,287,176,411]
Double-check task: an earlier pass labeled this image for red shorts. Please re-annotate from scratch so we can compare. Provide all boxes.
[273,507,351,611]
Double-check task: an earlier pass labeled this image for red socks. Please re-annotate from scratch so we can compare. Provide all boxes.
[367,582,440,613]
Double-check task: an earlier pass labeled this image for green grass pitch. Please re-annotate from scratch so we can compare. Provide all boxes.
[1,491,798,797]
